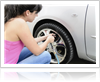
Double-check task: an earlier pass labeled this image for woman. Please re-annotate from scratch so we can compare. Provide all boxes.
[4,4,54,64]
[4,72,51,81]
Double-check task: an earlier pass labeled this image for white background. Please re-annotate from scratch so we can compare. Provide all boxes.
[1,1,99,67]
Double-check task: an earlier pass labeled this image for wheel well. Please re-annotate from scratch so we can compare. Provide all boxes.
[33,19,78,58]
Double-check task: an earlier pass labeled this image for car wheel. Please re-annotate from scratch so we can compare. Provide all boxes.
[51,72,73,81]
[34,23,75,64]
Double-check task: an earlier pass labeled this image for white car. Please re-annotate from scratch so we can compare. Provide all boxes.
[51,72,96,81]
[27,3,96,64]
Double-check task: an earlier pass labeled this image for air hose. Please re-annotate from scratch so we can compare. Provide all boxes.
[55,53,59,81]
[50,43,59,64]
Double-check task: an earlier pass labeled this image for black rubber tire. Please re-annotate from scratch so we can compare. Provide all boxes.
[34,23,75,64]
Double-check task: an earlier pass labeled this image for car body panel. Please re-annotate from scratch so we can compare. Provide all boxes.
[27,4,96,63]
[78,74,96,81]
[17,72,96,81]
[85,5,96,60]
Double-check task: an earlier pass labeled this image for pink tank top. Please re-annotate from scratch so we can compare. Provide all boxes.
[4,72,19,81]
[4,40,24,81]
[4,40,24,64]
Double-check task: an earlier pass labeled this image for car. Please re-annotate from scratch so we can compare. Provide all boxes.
[78,73,96,81]
[51,72,96,81]
[27,3,96,64]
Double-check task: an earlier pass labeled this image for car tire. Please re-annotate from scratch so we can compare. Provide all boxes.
[34,23,75,64]
[51,72,73,81]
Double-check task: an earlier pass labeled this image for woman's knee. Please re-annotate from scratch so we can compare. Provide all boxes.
[42,51,51,61]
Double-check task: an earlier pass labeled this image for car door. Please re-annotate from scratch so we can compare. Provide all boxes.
[85,4,96,61]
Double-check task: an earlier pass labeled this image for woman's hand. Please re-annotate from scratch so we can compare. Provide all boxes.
[46,33,55,43]
[47,33,55,37]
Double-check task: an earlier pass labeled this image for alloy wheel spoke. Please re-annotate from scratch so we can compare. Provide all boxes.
[56,38,66,47]
[42,29,51,36]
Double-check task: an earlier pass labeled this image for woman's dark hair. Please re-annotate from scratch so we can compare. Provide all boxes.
[4,4,42,23]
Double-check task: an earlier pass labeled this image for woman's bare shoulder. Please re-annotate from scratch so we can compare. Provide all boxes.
[13,18,26,26]
[10,18,28,31]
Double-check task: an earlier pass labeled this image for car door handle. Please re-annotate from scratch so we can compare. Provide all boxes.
[91,35,96,39]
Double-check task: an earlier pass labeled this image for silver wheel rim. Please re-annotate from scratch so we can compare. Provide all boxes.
[37,28,67,63]
[51,73,66,81]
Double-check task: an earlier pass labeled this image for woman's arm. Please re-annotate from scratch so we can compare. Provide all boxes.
[17,20,54,56]
[35,34,55,43]
[35,35,48,43]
